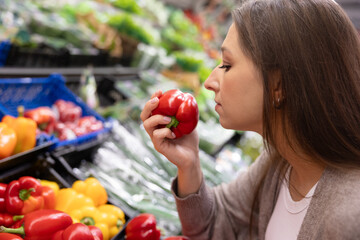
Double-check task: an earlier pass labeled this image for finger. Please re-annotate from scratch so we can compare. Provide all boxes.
[140,96,159,122]
[153,127,175,140]
[140,90,163,122]
[152,128,176,150]
[143,115,172,137]
[150,89,162,99]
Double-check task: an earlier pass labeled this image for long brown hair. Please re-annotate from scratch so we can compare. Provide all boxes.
[232,0,360,237]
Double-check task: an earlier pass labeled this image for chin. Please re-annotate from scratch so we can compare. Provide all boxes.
[218,119,233,130]
[219,118,260,133]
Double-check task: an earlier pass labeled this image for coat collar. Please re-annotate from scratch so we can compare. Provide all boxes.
[258,164,344,240]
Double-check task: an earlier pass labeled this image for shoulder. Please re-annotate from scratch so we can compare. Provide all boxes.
[328,167,360,210]
[317,168,360,238]
[319,167,360,206]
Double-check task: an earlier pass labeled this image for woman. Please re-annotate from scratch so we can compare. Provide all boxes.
[140,0,360,239]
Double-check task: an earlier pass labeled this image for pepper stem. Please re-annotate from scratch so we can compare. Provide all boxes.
[116,219,124,229]
[13,215,24,221]
[80,217,95,226]
[19,188,35,201]
[166,116,179,129]
[0,226,25,235]
[17,106,24,117]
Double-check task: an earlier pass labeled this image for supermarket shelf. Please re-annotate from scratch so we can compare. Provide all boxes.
[0,66,139,78]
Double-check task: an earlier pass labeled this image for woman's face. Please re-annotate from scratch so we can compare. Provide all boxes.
[204,23,264,134]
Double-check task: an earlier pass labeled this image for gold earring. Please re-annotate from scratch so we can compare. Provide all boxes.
[273,97,282,109]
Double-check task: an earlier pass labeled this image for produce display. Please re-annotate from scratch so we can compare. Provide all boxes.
[0,176,127,240]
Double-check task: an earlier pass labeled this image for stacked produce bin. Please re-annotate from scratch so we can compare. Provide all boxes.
[0,72,130,239]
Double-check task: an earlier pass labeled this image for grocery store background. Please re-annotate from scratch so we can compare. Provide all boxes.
[0,0,359,239]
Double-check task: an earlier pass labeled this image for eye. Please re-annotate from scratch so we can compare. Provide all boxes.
[219,64,231,71]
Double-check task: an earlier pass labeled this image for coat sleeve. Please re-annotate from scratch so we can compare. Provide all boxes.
[171,151,270,240]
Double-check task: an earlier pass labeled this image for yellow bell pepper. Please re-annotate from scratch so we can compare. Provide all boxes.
[0,122,17,159]
[70,205,110,240]
[72,177,108,206]
[39,179,60,196]
[55,188,95,213]
[2,106,36,154]
[98,204,126,238]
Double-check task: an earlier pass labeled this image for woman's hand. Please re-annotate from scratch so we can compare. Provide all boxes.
[140,90,199,168]
[140,90,202,197]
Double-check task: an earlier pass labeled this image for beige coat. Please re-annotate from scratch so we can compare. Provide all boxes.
[172,152,360,239]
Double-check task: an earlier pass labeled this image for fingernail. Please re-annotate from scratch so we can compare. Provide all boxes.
[151,97,158,103]
[171,132,176,138]
[163,116,171,122]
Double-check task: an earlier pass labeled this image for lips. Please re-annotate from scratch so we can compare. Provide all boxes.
[214,99,221,113]
[215,99,221,106]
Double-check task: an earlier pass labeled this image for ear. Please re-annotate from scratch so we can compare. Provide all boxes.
[269,70,285,109]
[270,70,282,100]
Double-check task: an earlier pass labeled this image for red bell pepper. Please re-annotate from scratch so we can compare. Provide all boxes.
[53,99,82,123]
[88,225,103,240]
[51,223,103,240]
[10,217,24,229]
[24,107,56,134]
[0,233,23,240]
[41,186,56,210]
[5,176,44,215]
[151,89,198,138]
[76,116,103,136]
[0,213,22,227]
[0,183,7,212]
[125,213,161,240]
[0,209,73,240]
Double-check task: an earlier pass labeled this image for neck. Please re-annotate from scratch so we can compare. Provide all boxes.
[285,155,324,201]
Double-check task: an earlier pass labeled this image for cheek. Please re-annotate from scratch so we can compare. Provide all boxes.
[221,74,263,131]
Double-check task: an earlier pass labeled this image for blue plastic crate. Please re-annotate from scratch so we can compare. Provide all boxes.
[0,40,11,67]
[0,73,112,149]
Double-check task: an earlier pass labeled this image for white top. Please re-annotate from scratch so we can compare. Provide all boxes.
[265,169,318,240]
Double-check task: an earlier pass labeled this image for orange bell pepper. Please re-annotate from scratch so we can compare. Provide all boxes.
[0,122,17,159]
[2,106,37,154]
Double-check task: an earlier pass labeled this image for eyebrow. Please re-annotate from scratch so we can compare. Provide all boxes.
[221,46,229,53]
[221,46,233,58]
[221,46,233,54]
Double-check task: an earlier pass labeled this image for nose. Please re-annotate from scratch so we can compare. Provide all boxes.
[204,67,219,93]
